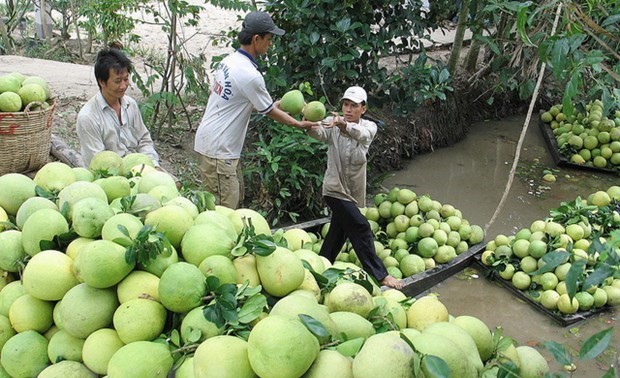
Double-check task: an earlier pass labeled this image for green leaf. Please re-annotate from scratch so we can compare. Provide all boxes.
[299,314,330,340]
[530,251,570,275]
[238,294,267,324]
[564,259,586,299]
[421,355,450,378]
[540,340,573,365]
[579,327,614,360]
[516,6,535,47]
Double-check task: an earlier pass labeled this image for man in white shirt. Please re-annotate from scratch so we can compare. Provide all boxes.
[194,11,319,209]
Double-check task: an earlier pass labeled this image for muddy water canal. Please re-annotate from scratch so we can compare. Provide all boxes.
[382,115,619,376]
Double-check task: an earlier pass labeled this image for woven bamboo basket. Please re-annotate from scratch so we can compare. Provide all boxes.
[0,100,56,176]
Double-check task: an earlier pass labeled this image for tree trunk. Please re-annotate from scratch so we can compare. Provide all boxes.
[0,16,12,54]
[465,38,482,72]
[447,0,471,75]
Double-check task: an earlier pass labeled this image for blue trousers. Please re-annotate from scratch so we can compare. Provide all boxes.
[320,196,388,282]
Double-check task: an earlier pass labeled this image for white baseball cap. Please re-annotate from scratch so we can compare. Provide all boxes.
[342,86,367,104]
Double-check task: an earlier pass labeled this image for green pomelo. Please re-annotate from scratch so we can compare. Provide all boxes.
[0,231,25,272]
[330,311,375,341]
[180,223,236,266]
[256,246,305,297]
[122,153,154,176]
[21,76,50,98]
[113,298,167,343]
[47,329,85,363]
[34,162,76,193]
[270,294,337,342]
[516,346,550,378]
[145,204,194,249]
[107,340,173,378]
[400,328,421,344]
[0,173,36,215]
[164,196,199,219]
[58,284,119,339]
[280,89,305,115]
[8,294,53,333]
[0,281,25,317]
[0,315,16,351]
[73,239,135,288]
[235,208,272,236]
[101,212,144,244]
[434,245,456,264]
[373,297,407,329]
[81,328,124,375]
[193,210,238,236]
[180,306,222,344]
[158,262,207,313]
[352,332,414,378]
[124,193,161,220]
[199,255,237,285]
[214,205,244,234]
[233,254,260,287]
[21,208,69,256]
[0,330,50,378]
[325,282,375,318]
[0,75,20,93]
[417,237,438,258]
[56,181,108,219]
[71,197,114,239]
[96,175,131,202]
[148,184,179,203]
[65,237,95,260]
[411,332,476,378]
[0,91,22,112]
[469,225,484,244]
[406,295,449,330]
[294,249,326,274]
[137,170,176,194]
[138,244,179,277]
[18,83,47,106]
[175,356,194,378]
[283,228,312,251]
[247,315,319,378]
[88,151,123,177]
[303,100,327,121]
[22,249,78,301]
[305,349,353,378]
[72,167,94,182]
[117,270,160,304]
[38,360,95,378]
[423,321,484,373]
[603,285,620,306]
[452,315,493,361]
[193,335,255,378]
[15,196,57,229]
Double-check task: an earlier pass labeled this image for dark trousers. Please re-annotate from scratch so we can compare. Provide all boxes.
[320,196,388,282]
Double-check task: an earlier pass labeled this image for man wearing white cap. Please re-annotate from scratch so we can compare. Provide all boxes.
[194,11,319,209]
[308,86,403,289]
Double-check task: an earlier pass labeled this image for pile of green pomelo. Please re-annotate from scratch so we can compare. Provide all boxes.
[0,152,553,377]
[480,186,620,316]
[540,99,620,169]
[0,73,52,113]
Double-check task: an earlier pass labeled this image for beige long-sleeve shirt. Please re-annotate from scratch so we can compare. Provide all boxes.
[308,117,377,205]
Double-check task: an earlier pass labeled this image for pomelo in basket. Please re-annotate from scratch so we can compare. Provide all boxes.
[303,101,326,122]
[121,152,154,175]
[17,83,47,107]
[180,306,222,344]
[352,332,414,378]
[21,76,50,97]
[58,284,119,339]
[279,89,305,115]
[21,208,69,256]
[117,270,160,304]
[145,204,193,249]
[256,246,305,297]
[325,282,374,318]
[8,294,54,333]
[247,315,319,378]
[107,340,173,377]
[0,74,20,93]
[81,328,124,375]
[46,329,84,363]
[193,335,254,378]
[0,330,49,378]
[158,262,206,313]
[113,298,167,344]
[22,249,78,301]
[0,91,21,112]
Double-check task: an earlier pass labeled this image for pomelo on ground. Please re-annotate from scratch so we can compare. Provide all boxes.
[38,360,95,378]
[72,167,95,182]
[101,212,144,244]
[81,328,124,375]
[406,295,448,330]
[96,175,131,202]
[423,321,484,373]
[122,153,154,175]
[72,197,115,238]
[138,243,179,277]
[56,180,108,219]
[0,281,25,317]
[15,196,57,229]
[180,223,237,266]
[0,173,36,215]
[325,282,375,318]
[113,298,167,344]
[137,170,176,194]
[352,332,414,378]
[21,208,69,256]
[117,270,160,304]
[22,249,78,301]
[453,315,494,362]
[34,162,76,193]
[516,346,549,378]
[373,297,407,329]
[148,184,179,204]
[294,248,326,273]
[47,329,85,363]
[304,349,353,378]
[0,231,25,272]
[164,196,199,219]
[215,205,244,234]
[88,150,123,177]
[269,294,337,342]
[8,294,54,333]
[199,255,237,285]
[0,315,16,351]
[72,239,135,288]
[256,246,305,297]
[233,254,260,287]
[158,262,207,313]
[180,306,222,344]
[282,228,312,251]
[193,209,238,236]
[107,340,173,377]
[145,204,194,249]
[411,332,476,378]
[247,315,319,378]
[193,335,255,378]
[330,311,375,341]
[235,208,271,236]
[58,284,119,339]
[0,330,49,378]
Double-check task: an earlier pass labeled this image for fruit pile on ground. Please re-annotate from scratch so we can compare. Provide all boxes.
[307,187,485,280]
[0,154,553,377]
[0,72,52,112]
[540,99,620,170]
[480,186,620,316]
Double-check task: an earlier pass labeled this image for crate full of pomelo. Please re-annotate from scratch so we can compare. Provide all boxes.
[540,99,620,172]
[0,156,615,377]
[478,186,620,325]
[0,72,55,175]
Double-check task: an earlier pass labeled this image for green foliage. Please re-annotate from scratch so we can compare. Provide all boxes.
[77,0,144,46]
[243,121,328,226]
[119,224,173,266]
